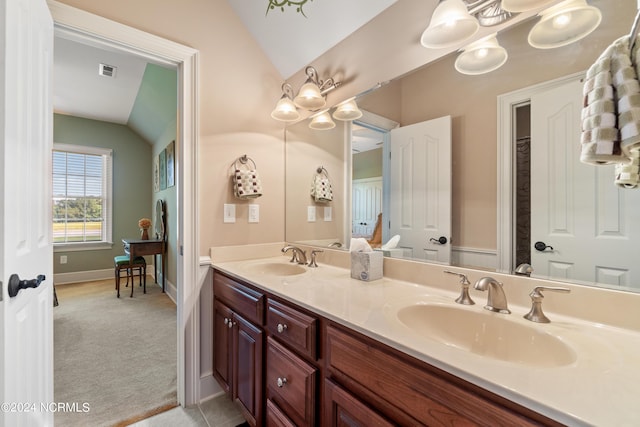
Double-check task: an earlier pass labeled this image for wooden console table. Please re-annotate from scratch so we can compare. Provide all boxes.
[122,238,166,292]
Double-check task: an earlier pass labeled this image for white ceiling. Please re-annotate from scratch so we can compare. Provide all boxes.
[53,36,148,124]
[225,0,398,78]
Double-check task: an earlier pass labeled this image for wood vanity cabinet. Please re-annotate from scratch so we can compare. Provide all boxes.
[213,272,265,426]
[212,269,562,427]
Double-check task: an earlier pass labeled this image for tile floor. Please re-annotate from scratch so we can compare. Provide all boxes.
[130,394,245,427]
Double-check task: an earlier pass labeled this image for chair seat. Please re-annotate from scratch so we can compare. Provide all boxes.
[114,255,146,266]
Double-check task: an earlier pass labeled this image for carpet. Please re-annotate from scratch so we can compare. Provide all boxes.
[54,278,177,426]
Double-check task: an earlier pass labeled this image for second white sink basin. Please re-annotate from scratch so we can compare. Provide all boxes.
[397,304,576,368]
[246,262,307,276]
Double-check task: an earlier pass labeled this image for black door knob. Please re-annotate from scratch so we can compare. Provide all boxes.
[8,274,45,298]
[430,236,448,245]
[534,241,554,252]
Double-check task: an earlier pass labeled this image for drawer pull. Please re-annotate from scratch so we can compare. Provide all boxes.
[276,377,288,388]
[277,323,288,333]
[224,317,229,325]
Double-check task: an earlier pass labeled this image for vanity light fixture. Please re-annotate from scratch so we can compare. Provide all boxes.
[527,0,602,49]
[454,34,508,75]
[309,111,336,130]
[270,83,300,122]
[271,65,342,122]
[332,98,363,121]
[293,66,341,109]
[501,0,556,13]
[421,0,479,49]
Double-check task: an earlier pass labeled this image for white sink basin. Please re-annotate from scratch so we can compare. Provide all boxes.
[397,304,576,367]
[246,262,307,276]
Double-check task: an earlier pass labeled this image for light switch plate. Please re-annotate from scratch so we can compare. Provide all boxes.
[223,204,236,223]
[248,204,259,223]
[324,206,332,221]
[307,206,316,222]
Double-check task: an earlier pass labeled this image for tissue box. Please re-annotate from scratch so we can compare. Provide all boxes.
[350,251,383,281]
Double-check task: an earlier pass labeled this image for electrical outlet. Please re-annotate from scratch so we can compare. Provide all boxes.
[248,204,259,223]
[60,255,67,264]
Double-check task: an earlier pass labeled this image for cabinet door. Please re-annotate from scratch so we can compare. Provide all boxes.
[234,313,264,426]
[266,399,297,427]
[324,379,394,427]
[213,299,233,393]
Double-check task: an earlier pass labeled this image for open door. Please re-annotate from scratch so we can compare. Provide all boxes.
[389,116,452,263]
[1,0,54,425]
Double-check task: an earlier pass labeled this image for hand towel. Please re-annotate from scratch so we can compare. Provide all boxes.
[232,157,263,199]
[615,150,640,188]
[310,169,333,202]
[581,35,640,165]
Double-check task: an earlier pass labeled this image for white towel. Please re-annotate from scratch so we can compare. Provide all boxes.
[232,157,263,199]
[615,150,640,188]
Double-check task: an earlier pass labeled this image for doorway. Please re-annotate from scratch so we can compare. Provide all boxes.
[50,1,200,406]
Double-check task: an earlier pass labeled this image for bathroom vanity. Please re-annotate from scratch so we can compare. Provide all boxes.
[210,250,640,427]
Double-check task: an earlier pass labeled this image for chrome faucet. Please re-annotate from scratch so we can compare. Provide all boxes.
[473,277,511,314]
[281,245,307,265]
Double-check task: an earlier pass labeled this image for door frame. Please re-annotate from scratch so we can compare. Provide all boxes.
[496,71,584,274]
[48,0,200,406]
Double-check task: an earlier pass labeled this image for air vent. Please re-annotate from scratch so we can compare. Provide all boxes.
[98,63,117,78]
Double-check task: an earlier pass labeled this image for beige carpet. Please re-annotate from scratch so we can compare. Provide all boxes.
[54,278,177,426]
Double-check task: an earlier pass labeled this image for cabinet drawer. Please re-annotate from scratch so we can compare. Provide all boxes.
[326,324,545,427]
[266,336,317,427]
[213,271,264,325]
[266,298,318,359]
[266,399,296,427]
[324,379,395,427]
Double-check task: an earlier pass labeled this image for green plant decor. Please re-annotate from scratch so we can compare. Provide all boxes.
[266,0,313,17]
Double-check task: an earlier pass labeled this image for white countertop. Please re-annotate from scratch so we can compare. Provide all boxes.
[212,256,640,427]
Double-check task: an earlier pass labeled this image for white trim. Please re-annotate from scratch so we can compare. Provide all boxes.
[496,71,584,275]
[450,246,497,271]
[53,143,111,156]
[53,268,113,284]
[48,0,200,406]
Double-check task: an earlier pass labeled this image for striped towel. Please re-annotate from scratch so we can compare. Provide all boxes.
[581,35,640,165]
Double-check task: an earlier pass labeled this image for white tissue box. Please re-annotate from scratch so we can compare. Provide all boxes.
[350,251,383,281]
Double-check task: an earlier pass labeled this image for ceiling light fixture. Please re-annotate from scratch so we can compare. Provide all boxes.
[332,98,363,121]
[271,66,342,122]
[421,0,479,49]
[528,0,602,49]
[454,34,508,75]
[309,111,336,130]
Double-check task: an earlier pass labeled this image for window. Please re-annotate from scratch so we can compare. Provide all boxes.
[53,144,113,250]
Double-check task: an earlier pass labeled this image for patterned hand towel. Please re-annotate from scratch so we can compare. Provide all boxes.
[232,157,263,199]
[581,35,640,165]
[310,170,333,203]
[615,150,640,188]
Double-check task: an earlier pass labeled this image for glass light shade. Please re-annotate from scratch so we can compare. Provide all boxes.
[309,111,335,130]
[271,96,300,121]
[294,81,326,109]
[332,99,363,121]
[528,0,602,49]
[454,35,508,75]
[501,0,555,13]
[421,0,479,49]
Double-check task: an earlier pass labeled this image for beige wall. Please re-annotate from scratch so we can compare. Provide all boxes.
[57,0,287,256]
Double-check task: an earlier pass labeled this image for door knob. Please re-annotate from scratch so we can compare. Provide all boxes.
[534,241,554,252]
[430,236,448,245]
[8,274,45,298]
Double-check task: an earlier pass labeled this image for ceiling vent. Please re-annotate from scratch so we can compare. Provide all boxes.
[98,63,117,78]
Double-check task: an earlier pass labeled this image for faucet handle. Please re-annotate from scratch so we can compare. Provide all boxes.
[443,270,475,305]
[308,250,323,268]
[524,286,571,323]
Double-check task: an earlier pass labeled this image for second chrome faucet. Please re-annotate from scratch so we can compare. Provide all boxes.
[474,277,511,314]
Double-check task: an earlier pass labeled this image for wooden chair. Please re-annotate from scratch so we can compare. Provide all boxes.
[367,213,383,249]
[114,255,146,298]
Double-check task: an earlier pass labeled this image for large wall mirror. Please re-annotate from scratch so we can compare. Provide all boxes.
[285,0,640,293]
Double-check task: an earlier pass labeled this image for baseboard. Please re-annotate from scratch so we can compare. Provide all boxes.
[199,373,223,402]
[54,268,114,285]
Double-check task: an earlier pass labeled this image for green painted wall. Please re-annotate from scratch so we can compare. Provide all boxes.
[53,114,152,274]
[353,148,383,180]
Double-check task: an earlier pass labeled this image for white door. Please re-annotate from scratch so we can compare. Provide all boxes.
[0,0,54,426]
[531,77,640,286]
[352,177,382,238]
[389,116,452,263]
